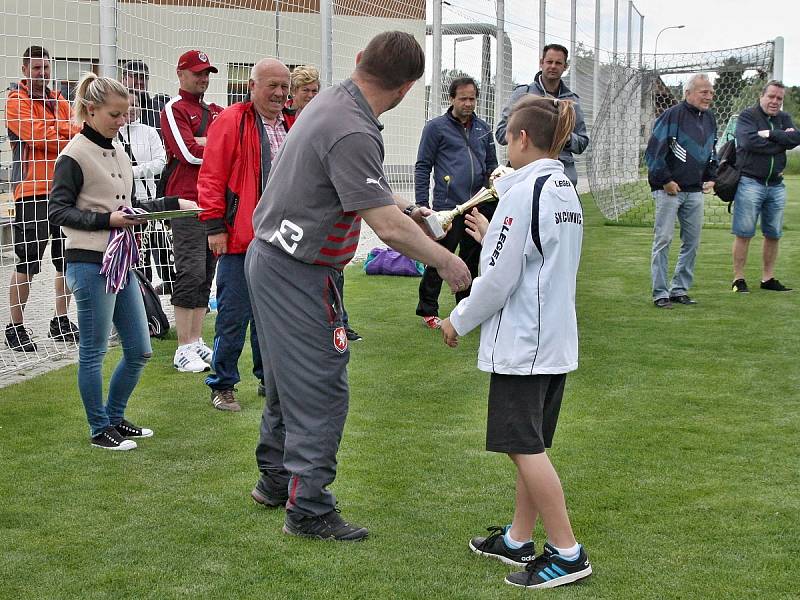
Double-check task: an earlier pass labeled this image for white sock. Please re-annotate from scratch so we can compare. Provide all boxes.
[551,542,581,561]
[503,528,531,549]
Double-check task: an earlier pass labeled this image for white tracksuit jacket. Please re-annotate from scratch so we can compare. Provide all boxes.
[117,120,166,201]
[449,158,583,375]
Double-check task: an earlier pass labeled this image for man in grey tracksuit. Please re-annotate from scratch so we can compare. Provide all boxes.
[495,44,589,185]
[245,31,471,542]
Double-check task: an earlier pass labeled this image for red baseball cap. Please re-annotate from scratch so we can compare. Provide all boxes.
[177,50,218,73]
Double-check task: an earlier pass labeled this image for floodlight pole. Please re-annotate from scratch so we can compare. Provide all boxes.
[570,0,577,92]
[654,25,685,72]
[539,0,546,55]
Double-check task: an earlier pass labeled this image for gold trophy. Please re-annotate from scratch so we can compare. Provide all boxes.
[423,166,514,240]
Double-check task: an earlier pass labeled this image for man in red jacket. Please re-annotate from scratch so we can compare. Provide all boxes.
[161,50,223,373]
[198,58,292,411]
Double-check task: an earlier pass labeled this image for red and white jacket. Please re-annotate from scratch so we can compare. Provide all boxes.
[160,89,222,201]
[197,102,292,254]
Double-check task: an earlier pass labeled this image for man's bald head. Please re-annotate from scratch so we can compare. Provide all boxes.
[249,58,291,120]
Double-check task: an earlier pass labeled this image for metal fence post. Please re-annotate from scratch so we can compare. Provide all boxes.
[320,0,333,87]
[772,36,784,81]
[99,0,117,78]
[431,0,442,118]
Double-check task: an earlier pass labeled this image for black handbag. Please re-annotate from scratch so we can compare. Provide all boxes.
[714,139,740,207]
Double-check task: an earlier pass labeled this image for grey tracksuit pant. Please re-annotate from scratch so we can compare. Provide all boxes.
[245,240,350,517]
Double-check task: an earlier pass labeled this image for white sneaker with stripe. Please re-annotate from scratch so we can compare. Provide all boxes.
[192,338,213,365]
[174,344,211,373]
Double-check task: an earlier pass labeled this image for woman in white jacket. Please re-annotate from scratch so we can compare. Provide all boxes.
[119,92,175,289]
[119,92,165,200]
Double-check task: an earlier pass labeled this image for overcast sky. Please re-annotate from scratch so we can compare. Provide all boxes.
[436,0,796,85]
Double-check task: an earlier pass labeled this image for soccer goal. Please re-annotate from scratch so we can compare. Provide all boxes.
[586,41,778,227]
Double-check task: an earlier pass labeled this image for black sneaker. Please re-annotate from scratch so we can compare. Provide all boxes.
[760,278,792,292]
[505,543,592,589]
[732,278,749,293]
[91,426,137,451]
[114,419,153,438]
[283,509,368,541]
[469,525,536,567]
[4,323,38,352]
[251,485,288,508]
[653,298,672,309]
[49,316,80,343]
[345,327,362,341]
[669,294,697,305]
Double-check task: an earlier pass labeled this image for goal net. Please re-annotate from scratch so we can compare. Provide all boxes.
[586,41,776,226]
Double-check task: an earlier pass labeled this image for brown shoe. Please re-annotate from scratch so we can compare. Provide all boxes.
[211,389,241,412]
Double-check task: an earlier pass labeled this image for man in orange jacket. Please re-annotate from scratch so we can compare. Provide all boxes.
[198,58,292,412]
[5,46,81,352]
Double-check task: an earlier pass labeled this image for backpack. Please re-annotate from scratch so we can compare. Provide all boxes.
[132,268,170,338]
[714,139,740,208]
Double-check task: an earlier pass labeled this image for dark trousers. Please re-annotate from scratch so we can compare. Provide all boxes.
[205,254,263,391]
[246,241,349,518]
[416,202,496,317]
[170,216,216,308]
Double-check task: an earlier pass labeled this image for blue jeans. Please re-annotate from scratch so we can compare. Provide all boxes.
[731,176,786,239]
[205,254,263,390]
[66,263,152,437]
[651,190,704,300]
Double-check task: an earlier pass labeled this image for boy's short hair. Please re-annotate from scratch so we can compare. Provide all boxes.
[507,96,575,157]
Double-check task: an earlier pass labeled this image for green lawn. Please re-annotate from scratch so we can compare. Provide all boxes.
[1,180,799,599]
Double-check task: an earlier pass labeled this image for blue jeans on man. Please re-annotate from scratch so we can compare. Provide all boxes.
[651,190,704,300]
[66,263,152,437]
[205,254,263,391]
[731,176,786,239]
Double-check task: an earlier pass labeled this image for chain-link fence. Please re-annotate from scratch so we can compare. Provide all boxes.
[0,1,782,378]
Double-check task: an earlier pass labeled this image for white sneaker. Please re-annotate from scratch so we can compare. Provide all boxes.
[192,338,213,365]
[174,344,210,373]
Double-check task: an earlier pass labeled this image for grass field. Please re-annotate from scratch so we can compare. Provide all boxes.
[1,180,799,599]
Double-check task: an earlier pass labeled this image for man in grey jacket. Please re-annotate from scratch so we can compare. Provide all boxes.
[495,44,589,185]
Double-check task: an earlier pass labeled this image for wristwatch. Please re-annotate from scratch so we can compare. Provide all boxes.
[403,204,419,216]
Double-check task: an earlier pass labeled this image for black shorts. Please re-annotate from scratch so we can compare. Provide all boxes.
[486,373,567,455]
[12,195,65,276]
[170,216,216,308]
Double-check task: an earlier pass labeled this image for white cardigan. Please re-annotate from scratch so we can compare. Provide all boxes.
[118,120,166,201]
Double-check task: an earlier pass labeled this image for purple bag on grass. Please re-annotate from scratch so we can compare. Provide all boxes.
[364,247,423,277]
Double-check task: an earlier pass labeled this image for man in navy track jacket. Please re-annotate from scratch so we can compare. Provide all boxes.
[414,76,498,327]
[645,74,717,309]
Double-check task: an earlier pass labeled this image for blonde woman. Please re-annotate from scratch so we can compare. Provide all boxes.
[284,64,319,127]
[49,73,197,450]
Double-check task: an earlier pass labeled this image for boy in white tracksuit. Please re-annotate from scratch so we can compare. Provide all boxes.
[441,96,591,590]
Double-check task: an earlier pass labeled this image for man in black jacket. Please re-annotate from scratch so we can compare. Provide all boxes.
[121,60,169,132]
[731,80,799,293]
